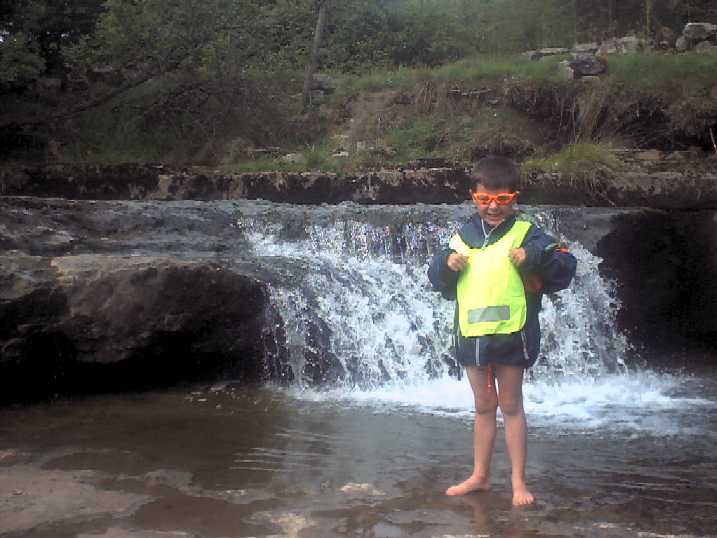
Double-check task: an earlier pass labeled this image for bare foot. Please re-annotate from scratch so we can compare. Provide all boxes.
[511,483,535,506]
[445,475,491,496]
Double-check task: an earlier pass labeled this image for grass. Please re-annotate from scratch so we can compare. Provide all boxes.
[605,53,717,97]
[334,52,717,107]
[522,142,622,182]
[333,54,569,104]
[225,107,541,174]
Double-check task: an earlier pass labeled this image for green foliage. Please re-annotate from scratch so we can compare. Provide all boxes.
[0,32,45,87]
[3,0,717,162]
[0,0,104,81]
[70,0,259,76]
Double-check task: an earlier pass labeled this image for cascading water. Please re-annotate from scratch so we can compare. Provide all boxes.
[240,203,710,433]
[248,206,625,383]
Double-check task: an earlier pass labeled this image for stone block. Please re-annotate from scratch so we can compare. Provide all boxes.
[683,22,717,42]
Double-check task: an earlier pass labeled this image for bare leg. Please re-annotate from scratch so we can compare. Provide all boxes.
[494,365,534,506]
[446,365,498,496]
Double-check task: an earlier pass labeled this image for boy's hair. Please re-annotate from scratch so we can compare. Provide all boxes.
[470,156,521,192]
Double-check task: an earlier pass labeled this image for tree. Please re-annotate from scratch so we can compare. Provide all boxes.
[302,0,330,111]
[0,0,104,88]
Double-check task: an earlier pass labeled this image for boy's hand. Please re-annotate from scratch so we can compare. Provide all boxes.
[447,253,468,272]
[509,248,527,267]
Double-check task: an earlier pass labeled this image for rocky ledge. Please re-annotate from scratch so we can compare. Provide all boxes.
[4,195,717,403]
[1,151,716,208]
[0,253,273,403]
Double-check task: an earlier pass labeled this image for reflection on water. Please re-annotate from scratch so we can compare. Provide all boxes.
[1,381,716,538]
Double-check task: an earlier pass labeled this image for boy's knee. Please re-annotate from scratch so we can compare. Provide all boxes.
[475,394,498,415]
[498,395,524,417]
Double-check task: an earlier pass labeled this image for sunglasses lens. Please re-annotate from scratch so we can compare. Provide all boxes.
[475,194,491,204]
[496,194,514,204]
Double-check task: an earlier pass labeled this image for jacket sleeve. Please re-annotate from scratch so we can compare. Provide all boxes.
[521,225,577,294]
[428,246,459,300]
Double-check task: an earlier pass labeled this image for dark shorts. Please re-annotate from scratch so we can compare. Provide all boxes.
[454,329,538,369]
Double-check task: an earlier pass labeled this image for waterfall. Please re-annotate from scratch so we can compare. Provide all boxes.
[241,204,628,389]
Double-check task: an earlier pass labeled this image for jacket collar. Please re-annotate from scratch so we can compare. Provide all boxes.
[471,213,517,242]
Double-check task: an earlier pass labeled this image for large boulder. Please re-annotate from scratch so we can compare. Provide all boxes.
[0,254,271,402]
[568,53,607,77]
[683,22,717,42]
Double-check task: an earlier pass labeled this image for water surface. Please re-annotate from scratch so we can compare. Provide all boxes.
[2,371,715,538]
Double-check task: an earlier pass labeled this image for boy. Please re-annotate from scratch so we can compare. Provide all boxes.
[428,156,576,506]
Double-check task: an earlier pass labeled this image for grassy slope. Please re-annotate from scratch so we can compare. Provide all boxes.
[225,53,717,176]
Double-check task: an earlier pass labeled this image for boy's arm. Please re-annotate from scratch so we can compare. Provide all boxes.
[520,226,577,293]
[427,247,459,300]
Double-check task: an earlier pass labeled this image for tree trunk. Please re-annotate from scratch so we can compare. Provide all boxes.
[645,0,653,39]
[302,0,329,112]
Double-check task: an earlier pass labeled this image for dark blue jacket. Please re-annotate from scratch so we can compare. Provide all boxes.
[428,213,577,368]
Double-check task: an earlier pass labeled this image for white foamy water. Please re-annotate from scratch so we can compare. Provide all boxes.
[291,372,714,434]
[241,208,716,434]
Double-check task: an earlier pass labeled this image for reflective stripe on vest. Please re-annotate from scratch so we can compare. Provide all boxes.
[449,220,532,338]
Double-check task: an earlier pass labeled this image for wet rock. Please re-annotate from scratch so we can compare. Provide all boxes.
[0,253,271,402]
[251,512,316,538]
[339,482,386,496]
[0,465,149,535]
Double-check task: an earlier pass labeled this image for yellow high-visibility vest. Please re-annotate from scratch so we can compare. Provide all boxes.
[449,220,532,338]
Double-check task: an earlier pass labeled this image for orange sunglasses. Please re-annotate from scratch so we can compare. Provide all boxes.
[472,191,518,206]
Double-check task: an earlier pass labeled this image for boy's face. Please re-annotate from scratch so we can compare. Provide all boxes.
[471,183,518,227]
